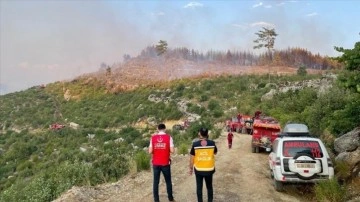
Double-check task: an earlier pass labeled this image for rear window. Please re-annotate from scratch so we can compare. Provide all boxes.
[282,140,323,158]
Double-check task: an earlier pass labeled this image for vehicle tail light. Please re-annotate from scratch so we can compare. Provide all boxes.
[327,158,333,167]
[275,157,281,166]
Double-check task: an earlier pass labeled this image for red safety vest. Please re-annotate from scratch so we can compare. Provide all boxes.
[151,134,171,166]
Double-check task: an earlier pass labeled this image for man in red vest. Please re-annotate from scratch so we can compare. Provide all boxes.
[149,123,175,202]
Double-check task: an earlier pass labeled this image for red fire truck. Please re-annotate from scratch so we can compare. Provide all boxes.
[251,115,281,153]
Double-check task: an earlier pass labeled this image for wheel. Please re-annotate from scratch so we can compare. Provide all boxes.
[241,127,246,134]
[255,146,260,153]
[273,178,284,192]
[289,153,321,180]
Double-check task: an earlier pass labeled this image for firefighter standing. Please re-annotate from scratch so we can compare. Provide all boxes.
[227,131,234,149]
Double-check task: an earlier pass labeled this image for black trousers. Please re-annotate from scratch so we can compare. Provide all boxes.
[195,173,213,202]
[153,165,174,202]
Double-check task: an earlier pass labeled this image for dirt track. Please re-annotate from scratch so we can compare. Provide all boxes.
[55,131,311,202]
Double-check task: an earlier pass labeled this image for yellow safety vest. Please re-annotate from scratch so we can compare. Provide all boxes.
[194,146,215,171]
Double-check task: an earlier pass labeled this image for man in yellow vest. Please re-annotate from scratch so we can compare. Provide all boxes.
[189,128,218,202]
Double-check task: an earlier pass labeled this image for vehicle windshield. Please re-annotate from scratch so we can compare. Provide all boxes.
[282,140,323,158]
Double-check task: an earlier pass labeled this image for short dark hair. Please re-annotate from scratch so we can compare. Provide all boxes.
[158,123,166,130]
[199,127,208,137]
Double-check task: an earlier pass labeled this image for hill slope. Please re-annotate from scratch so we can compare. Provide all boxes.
[89,57,324,93]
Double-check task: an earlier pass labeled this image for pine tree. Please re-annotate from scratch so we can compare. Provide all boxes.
[155,40,168,56]
[253,27,278,52]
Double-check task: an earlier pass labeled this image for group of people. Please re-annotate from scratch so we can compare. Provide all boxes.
[149,123,218,202]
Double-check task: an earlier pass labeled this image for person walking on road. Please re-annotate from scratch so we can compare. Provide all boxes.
[189,128,218,202]
[227,130,234,149]
[149,123,175,202]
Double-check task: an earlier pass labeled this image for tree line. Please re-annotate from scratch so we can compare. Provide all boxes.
[130,27,339,70]
[137,45,338,70]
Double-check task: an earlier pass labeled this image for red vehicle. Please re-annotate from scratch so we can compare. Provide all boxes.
[226,114,253,133]
[50,123,65,130]
[226,117,242,132]
[251,116,281,153]
[172,119,191,130]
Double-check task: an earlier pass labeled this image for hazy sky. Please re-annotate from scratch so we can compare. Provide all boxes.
[1,0,359,95]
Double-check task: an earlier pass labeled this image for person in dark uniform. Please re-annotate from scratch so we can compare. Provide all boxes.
[189,128,218,202]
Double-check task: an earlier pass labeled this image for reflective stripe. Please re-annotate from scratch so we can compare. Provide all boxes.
[194,166,215,171]
[194,146,215,149]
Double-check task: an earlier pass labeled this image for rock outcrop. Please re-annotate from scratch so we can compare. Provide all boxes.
[261,76,334,101]
[334,127,360,180]
[147,91,201,123]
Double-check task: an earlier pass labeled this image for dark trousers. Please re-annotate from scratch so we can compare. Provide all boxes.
[195,173,213,202]
[228,139,233,148]
[153,165,173,202]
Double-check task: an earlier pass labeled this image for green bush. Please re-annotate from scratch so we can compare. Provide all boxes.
[258,82,266,88]
[0,160,92,202]
[314,178,346,202]
[211,128,222,139]
[175,83,186,91]
[208,99,220,110]
[328,93,360,136]
[134,150,150,171]
[335,161,351,182]
[185,120,213,140]
[199,94,209,102]
[120,127,142,144]
[134,138,150,148]
[297,65,308,76]
[187,103,205,115]
[212,109,223,118]
[177,143,189,155]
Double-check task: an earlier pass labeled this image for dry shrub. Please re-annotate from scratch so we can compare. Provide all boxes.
[314,178,346,202]
[335,161,352,182]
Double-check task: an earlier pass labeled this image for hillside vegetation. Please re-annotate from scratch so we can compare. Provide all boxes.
[0,43,359,201]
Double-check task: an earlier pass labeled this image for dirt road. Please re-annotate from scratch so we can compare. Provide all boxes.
[55,132,307,202]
